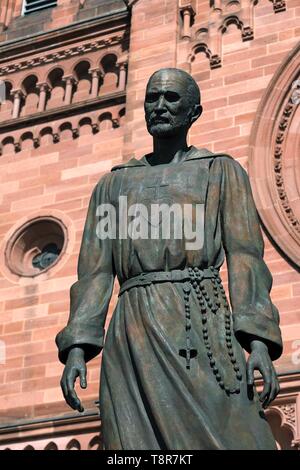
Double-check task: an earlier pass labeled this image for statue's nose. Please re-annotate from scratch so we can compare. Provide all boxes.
[156,95,166,111]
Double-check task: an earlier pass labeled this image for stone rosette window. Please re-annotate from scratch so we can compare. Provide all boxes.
[4,216,67,277]
[249,42,300,268]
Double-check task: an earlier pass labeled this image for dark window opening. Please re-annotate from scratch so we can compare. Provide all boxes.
[22,0,57,16]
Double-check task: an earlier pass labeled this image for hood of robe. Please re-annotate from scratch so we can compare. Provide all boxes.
[110,146,232,172]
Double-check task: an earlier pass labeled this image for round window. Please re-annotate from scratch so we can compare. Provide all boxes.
[5,217,67,277]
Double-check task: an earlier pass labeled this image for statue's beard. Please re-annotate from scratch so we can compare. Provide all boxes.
[148,123,178,138]
[147,118,190,139]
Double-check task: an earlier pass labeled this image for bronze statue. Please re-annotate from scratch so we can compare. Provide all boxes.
[56,68,283,450]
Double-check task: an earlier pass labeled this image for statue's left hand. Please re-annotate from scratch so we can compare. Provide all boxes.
[246,339,280,408]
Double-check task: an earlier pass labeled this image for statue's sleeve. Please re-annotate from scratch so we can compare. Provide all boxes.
[219,156,283,360]
[55,175,115,364]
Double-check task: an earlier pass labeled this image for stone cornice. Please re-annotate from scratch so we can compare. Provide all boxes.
[0,9,130,67]
[0,372,299,449]
[0,34,127,76]
[0,91,126,134]
[0,410,101,449]
[0,411,99,439]
[0,372,298,434]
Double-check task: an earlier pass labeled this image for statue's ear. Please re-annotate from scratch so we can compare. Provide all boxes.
[190,104,203,125]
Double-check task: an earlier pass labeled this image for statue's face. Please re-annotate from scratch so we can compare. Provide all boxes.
[144,70,194,138]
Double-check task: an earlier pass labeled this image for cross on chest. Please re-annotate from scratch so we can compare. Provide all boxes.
[144,176,169,199]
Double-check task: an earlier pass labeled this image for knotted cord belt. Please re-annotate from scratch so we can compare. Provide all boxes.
[119,266,242,395]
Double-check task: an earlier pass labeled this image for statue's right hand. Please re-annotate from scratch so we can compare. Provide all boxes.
[60,346,87,413]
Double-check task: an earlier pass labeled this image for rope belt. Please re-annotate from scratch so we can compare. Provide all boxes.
[118,267,215,295]
[119,266,242,395]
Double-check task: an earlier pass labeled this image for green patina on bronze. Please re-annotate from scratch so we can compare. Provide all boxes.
[56,68,283,450]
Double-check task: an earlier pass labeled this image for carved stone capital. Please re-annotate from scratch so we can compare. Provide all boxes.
[53,133,60,143]
[179,0,196,15]
[14,141,21,152]
[210,54,221,69]
[271,0,286,13]
[33,137,40,148]
[72,128,79,138]
[117,62,127,71]
[88,68,104,79]
[242,26,254,42]
[11,88,26,99]
[62,75,78,86]
[91,123,99,134]
[279,404,296,428]
[36,82,52,93]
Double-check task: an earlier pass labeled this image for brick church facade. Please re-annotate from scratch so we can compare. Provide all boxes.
[0,0,299,450]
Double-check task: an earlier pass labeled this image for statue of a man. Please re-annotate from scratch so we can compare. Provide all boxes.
[56,68,283,450]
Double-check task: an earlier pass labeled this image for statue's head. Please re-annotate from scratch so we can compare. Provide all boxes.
[144,68,202,139]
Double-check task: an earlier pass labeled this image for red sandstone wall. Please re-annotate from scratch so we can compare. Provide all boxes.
[124,0,300,374]
[0,0,299,427]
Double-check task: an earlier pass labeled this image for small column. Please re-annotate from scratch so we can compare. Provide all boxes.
[118,63,127,91]
[88,68,103,98]
[0,0,8,30]
[62,75,77,105]
[0,0,15,30]
[37,82,51,112]
[5,0,13,28]
[179,1,196,39]
[182,9,192,39]
[241,0,254,42]
[11,89,25,119]
[213,0,222,11]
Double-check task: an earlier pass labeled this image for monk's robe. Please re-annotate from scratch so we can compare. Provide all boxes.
[56,146,282,450]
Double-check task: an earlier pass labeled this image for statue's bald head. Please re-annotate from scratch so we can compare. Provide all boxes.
[144,68,202,138]
[147,68,201,107]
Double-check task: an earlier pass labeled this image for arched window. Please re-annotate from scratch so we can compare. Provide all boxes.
[20,75,39,117]
[99,54,118,95]
[0,81,13,121]
[46,68,65,109]
[72,61,91,103]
